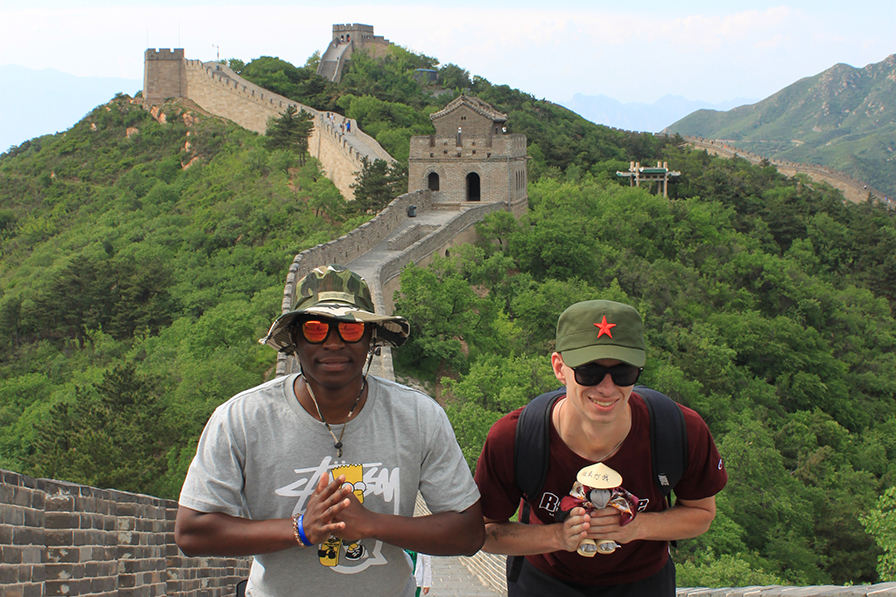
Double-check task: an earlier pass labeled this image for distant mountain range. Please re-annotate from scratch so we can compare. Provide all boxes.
[667,54,896,198]
[560,94,757,133]
[0,65,141,154]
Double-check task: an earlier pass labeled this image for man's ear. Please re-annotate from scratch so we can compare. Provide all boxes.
[551,352,567,385]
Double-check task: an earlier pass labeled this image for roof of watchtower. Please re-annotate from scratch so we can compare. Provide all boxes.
[431,95,507,124]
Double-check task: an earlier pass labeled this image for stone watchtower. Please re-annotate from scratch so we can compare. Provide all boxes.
[317,23,393,83]
[143,48,186,104]
[408,95,528,218]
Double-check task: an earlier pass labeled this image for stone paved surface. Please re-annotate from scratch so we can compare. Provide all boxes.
[427,556,503,596]
[347,206,462,380]
[346,207,458,283]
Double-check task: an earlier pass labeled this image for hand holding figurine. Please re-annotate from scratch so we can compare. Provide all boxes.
[556,463,640,556]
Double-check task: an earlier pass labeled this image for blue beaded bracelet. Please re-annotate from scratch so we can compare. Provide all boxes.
[292,513,313,547]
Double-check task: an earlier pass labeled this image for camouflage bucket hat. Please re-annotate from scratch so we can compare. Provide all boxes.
[555,300,646,368]
[260,264,410,353]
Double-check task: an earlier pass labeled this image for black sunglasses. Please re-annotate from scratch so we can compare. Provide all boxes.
[573,363,642,387]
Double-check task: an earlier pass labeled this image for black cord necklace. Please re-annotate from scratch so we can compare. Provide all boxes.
[304,375,366,458]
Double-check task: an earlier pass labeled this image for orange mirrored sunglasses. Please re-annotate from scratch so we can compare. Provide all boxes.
[300,320,367,344]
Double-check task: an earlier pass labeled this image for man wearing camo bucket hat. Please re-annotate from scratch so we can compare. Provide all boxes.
[259,263,411,353]
[176,265,484,596]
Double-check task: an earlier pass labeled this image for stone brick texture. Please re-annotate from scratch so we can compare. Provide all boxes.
[0,469,250,596]
[143,50,392,202]
[408,96,528,217]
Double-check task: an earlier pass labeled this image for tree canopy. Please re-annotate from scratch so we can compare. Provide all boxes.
[350,156,408,213]
[265,104,314,165]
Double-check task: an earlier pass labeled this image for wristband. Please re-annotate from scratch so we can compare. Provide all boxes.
[292,513,313,547]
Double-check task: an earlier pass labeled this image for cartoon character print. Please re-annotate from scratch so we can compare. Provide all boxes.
[330,464,367,563]
[277,456,401,574]
[318,535,341,567]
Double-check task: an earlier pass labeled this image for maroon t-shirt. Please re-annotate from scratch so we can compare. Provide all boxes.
[475,391,728,586]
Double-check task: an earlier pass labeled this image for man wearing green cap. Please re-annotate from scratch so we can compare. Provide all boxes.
[475,300,727,595]
[175,265,484,596]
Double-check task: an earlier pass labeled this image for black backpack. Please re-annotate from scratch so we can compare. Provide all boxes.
[507,385,688,583]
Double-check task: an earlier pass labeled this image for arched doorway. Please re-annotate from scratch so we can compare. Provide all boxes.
[428,172,440,191]
[466,172,481,202]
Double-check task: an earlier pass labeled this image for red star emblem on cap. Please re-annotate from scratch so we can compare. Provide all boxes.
[594,316,616,339]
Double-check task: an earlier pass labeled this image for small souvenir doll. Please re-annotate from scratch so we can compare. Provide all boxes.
[556,462,640,556]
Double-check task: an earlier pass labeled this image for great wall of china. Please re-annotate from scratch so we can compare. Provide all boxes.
[144,48,393,201]
[683,136,891,207]
[2,33,895,597]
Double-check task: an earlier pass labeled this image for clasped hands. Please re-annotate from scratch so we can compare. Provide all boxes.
[557,505,639,553]
[298,474,374,546]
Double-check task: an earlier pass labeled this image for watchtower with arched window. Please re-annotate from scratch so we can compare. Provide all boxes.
[408,95,528,218]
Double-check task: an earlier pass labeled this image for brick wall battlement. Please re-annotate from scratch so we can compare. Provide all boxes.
[682,136,891,206]
[144,50,394,200]
[0,469,250,597]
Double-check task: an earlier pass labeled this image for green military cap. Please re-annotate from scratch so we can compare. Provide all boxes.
[555,300,646,368]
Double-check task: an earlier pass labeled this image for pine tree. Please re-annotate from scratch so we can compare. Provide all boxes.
[265,105,314,165]
[350,157,407,213]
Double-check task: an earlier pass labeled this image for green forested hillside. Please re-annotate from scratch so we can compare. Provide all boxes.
[668,54,896,198]
[396,156,896,586]
[0,95,355,497]
[1,48,895,588]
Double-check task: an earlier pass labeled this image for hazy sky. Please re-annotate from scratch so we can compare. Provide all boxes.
[2,0,894,105]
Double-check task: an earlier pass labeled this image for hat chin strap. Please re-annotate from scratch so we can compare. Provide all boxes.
[365,331,381,376]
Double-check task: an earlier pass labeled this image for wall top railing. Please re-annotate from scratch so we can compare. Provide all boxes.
[682,135,890,206]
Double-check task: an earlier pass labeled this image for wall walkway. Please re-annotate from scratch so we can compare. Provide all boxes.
[175,59,394,200]
[683,136,892,207]
[317,40,351,83]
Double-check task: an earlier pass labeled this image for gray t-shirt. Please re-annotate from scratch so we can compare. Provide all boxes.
[179,374,480,597]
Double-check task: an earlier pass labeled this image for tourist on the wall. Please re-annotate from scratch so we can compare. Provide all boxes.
[474,300,727,596]
[175,265,483,596]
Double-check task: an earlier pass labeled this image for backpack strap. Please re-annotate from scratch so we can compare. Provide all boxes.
[635,385,689,502]
[513,388,566,501]
[508,388,564,583]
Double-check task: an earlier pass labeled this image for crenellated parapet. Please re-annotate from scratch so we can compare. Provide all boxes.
[683,135,890,206]
[0,469,250,597]
[142,49,395,200]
